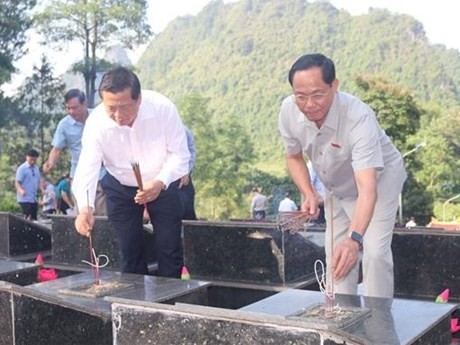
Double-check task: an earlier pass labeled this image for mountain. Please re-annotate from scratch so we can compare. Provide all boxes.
[136,0,460,169]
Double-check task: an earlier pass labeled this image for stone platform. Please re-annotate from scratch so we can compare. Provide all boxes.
[109,288,456,344]
[182,220,325,286]
[50,215,156,271]
[0,267,210,345]
[0,212,51,259]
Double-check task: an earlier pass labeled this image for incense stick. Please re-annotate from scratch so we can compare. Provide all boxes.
[87,190,101,285]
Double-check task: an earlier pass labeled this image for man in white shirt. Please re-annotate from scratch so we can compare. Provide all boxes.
[73,67,190,278]
[278,192,298,212]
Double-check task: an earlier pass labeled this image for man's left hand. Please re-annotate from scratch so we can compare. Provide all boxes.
[134,179,165,204]
[179,174,190,188]
[331,238,361,280]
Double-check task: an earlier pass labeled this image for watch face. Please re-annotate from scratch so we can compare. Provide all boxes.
[349,231,363,244]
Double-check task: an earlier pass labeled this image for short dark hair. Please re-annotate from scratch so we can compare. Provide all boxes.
[288,53,336,86]
[64,89,86,104]
[98,67,141,100]
[27,149,39,158]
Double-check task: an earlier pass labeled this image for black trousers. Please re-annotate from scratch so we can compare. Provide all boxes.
[18,202,38,220]
[101,173,184,278]
[179,177,197,220]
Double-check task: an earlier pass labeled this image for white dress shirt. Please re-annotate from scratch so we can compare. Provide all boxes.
[278,197,298,212]
[72,90,190,209]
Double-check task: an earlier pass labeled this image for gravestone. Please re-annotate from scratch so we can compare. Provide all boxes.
[0,260,38,286]
[182,220,325,286]
[0,212,51,259]
[392,228,460,302]
[0,270,210,345]
[110,287,455,345]
[50,215,156,271]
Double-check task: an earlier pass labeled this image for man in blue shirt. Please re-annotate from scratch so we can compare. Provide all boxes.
[179,126,197,220]
[43,89,106,215]
[15,149,41,220]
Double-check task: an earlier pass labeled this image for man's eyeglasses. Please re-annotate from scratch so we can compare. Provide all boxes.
[294,87,331,106]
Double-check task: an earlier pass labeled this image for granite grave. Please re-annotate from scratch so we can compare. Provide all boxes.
[0,212,51,259]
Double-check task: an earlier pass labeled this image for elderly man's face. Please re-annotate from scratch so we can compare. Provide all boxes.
[292,67,338,128]
[101,88,141,127]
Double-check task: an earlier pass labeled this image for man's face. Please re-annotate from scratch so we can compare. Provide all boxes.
[66,97,87,122]
[26,155,37,166]
[101,88,141,127]
[292,67,338,127]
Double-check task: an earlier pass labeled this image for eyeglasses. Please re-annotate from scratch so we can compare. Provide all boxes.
[294,88,331,106]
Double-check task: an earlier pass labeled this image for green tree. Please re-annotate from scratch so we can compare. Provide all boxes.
[355,75,422,150]
[0,0,36,85]
[354,75,434,225]
[14,56,66,166]
[179,94,255,219]
[35,0,152,107]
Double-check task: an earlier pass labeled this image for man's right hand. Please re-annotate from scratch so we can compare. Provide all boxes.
[300,193,320,219]
[74,206,94,237]
[43,161,53,173]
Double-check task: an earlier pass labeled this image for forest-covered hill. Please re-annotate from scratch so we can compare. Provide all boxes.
[137,0,460,171]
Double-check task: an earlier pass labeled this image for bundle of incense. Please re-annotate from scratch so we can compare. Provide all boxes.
[131,161,144,190]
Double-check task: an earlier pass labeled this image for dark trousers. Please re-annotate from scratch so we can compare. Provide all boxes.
[101,173,184,278]
[179,177,197,220]
[19,202,38,220]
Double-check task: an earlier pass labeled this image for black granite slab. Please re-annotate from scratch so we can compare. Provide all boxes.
[26,270,210,311]
[50,215,157,271]
[182,220,325,285]
[110,298,360,345]
[392,228,460,302]
[0,259,39,286]
[0,285,13,345]
[0,212,51,257]
[0,281,111,345]
[0,271,211,344]
[241,289,456,344]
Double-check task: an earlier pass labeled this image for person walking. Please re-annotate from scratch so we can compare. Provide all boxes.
[15,149,41,220]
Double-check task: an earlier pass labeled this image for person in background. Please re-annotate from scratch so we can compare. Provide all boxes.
[405,216,417,229]
[179,126,197,220]
[72,66,190,278]
[307,161,326,225]
[55,173,75,215]
[251,187,268,220]
[43,89,106,215]
[41,178,56,215]
[15,149,41,220]
[278,53,406,298]
[278,191,298,212]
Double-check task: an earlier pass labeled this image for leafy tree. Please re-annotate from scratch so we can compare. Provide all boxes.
[14,56,66,167]
[355,75,422,150]
[0,0,36,85]
[35,0,152,107]
[354,75,435,224]
[179,94,255,219]
[0,155,20,213]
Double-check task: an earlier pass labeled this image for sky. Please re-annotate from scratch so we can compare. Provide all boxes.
[4,0,459,94]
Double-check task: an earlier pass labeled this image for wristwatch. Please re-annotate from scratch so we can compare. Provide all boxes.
[348,231,363,246]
